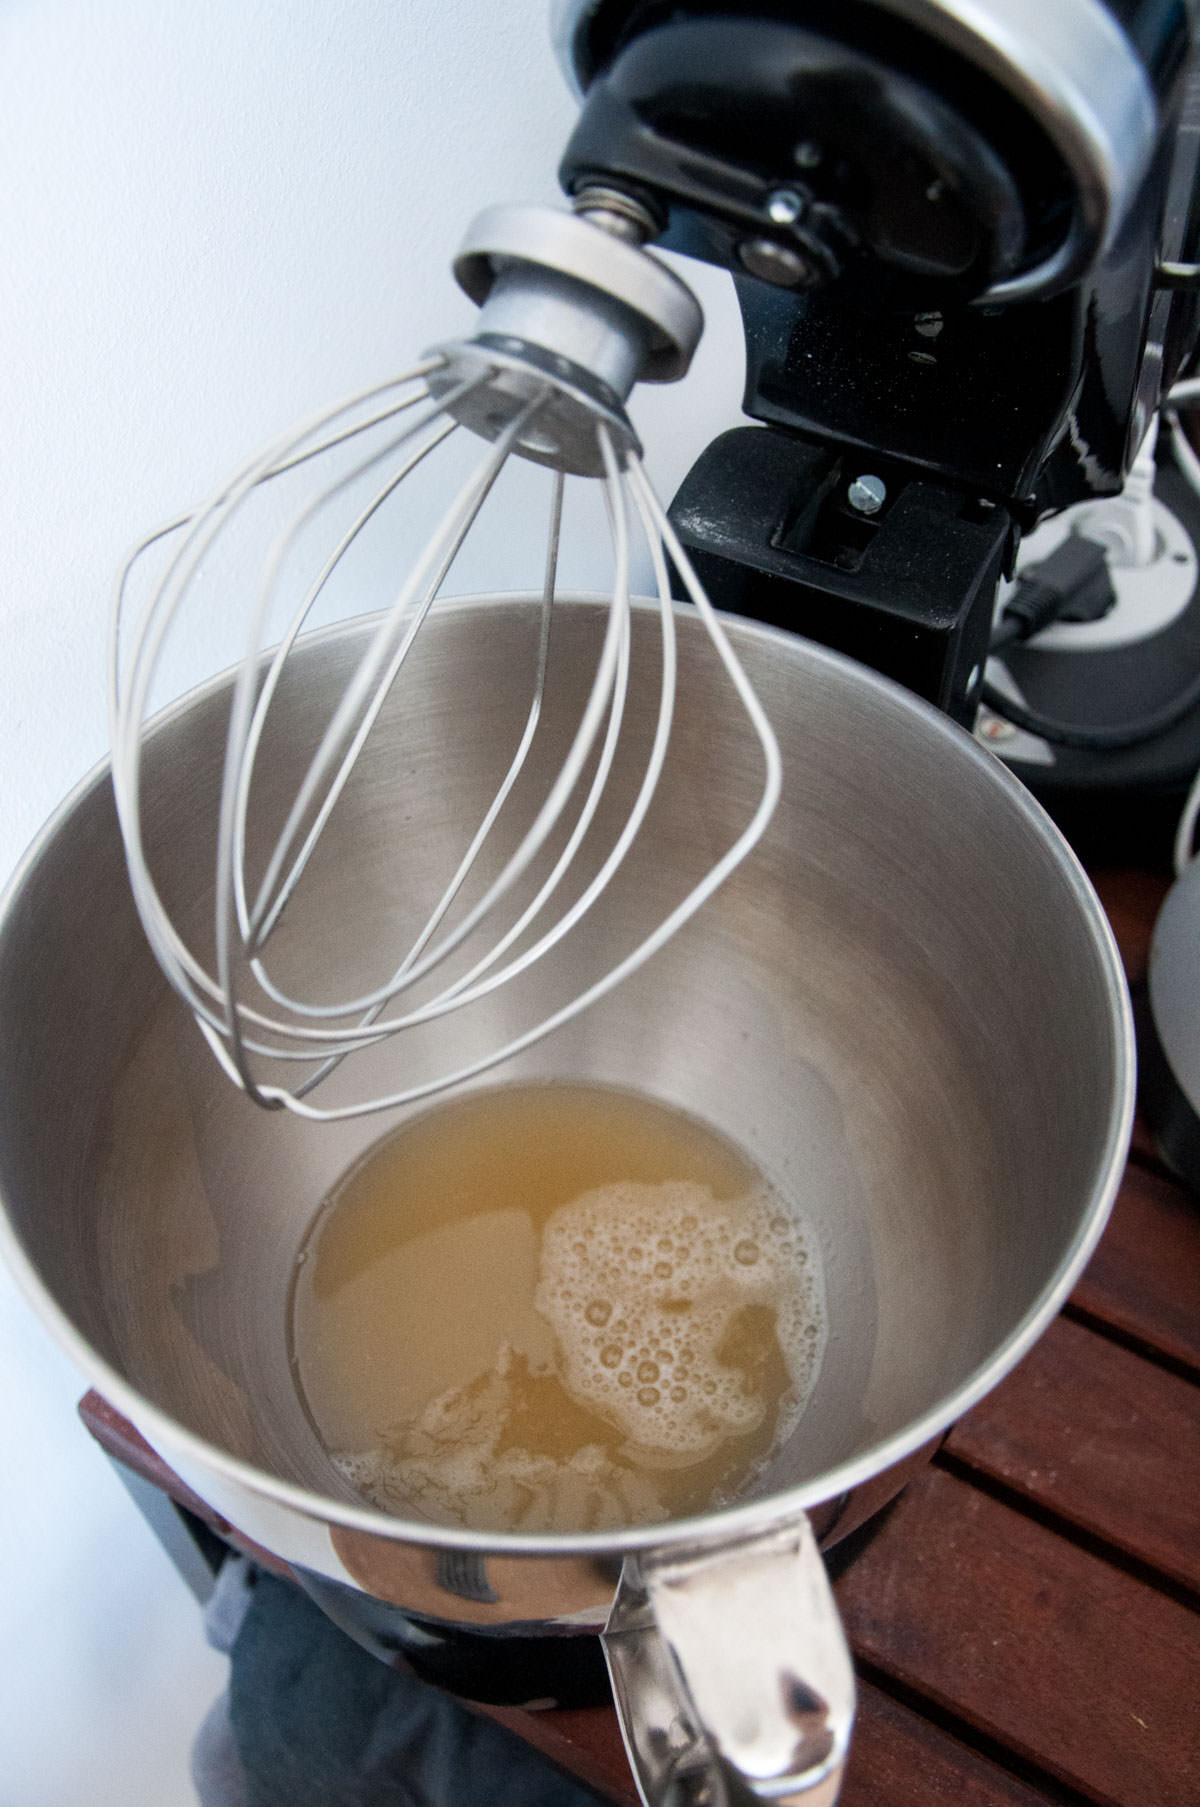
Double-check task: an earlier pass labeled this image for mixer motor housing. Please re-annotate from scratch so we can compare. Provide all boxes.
[554,0,1200,720]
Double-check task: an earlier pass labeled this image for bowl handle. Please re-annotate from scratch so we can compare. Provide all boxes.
[602,1510,854,1805]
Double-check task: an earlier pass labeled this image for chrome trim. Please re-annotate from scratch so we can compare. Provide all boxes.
[605,1518,855,1806]
[876,0,1159,284]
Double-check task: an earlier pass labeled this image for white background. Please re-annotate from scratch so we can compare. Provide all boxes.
[0,2,745,1801]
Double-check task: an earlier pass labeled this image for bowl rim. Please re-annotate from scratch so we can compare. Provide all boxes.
[0,592,1136,1556]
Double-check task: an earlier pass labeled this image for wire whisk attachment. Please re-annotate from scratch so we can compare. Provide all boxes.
[109,196,782,1120]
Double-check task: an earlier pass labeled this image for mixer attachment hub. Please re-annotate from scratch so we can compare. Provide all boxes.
[434,202,702,477]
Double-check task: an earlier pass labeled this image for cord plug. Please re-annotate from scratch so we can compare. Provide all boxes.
[990,534,1115,650]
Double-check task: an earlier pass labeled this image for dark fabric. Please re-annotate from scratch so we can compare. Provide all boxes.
[228,1572,603,1807]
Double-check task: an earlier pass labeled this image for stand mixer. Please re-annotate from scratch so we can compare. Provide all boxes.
[113,0,1200,1122]
[559,0,1199,718]
[1,3,1189,1804]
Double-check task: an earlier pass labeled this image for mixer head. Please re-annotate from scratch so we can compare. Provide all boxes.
[110,195,780,1120]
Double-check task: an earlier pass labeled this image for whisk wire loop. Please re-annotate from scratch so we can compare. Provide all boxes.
[231,416,635,1053]
[233,379,530,957]
[109,362,449,1037]
[264,477,566,1103]
[111,267,782,1119]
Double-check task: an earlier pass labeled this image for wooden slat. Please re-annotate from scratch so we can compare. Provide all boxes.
[77,1389,295,1580]
[482,1676,1060,1807]
[1087,868,1170,988]
[835,1466,1200,1807]
[945,1315,1200,1593]
[842,1682,1057,1807]
[472,1701,634,1804]
[1071,1161,1200,1372]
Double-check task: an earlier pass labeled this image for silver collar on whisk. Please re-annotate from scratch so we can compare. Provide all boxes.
[430,189,702,476]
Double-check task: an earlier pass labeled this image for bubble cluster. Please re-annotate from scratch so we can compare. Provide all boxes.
[534,1179,825,1461]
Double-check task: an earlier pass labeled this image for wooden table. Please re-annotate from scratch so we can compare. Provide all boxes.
[82,868,1200,1807]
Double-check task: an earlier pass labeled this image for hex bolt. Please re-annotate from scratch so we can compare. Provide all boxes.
[766,189,806,225]
[847,474,887,516]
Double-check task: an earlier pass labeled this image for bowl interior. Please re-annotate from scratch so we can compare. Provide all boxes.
[0,597,1129,1532]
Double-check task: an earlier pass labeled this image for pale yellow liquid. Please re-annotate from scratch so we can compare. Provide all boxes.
[291,1083,825,1533]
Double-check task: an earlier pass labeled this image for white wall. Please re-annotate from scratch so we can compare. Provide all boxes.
[0,0,745,883]
[0,5,744,1800]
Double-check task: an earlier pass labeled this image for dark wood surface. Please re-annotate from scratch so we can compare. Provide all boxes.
[80,866,1200,1806]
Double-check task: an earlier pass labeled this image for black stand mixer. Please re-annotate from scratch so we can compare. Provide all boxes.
[555,0,1200,733]
[0,5,1185,1802]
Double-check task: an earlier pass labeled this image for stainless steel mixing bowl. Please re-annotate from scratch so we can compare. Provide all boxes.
[0,596,1133,1802]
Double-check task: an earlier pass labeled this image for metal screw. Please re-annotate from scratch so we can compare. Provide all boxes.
[737,237,819,288]
[847,474,887,516]
[794,141,823,169]
[766,188,806,225]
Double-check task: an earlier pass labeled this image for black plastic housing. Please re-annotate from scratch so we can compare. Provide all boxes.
[558,1,1197,713]
[669,425,1012,723]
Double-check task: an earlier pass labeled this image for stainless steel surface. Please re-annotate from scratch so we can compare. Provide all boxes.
[605,1515,854,1805]
[0,593,1132,1546]
[0,598,1132,1790]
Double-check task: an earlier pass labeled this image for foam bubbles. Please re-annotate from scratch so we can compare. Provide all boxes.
[309,1088,829,1534]
[534,1179,824,1462]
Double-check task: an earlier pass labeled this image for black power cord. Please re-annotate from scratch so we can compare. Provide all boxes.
[984,532,1200,750]
[979,671,1200,750]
